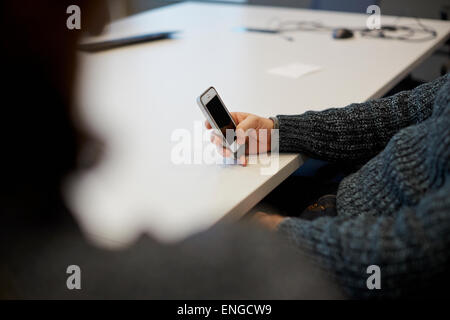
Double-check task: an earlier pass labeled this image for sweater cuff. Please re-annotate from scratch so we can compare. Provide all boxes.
[276,114,314,154]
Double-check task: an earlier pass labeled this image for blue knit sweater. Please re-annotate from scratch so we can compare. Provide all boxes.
[276,74,450,298]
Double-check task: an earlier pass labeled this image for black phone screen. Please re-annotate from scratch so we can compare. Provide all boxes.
[205,95,236,145]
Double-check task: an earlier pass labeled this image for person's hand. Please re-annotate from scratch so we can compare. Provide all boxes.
[250,212,285,231]
[205,112,274,166]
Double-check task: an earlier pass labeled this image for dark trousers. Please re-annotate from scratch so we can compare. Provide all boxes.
[263,159,360,220]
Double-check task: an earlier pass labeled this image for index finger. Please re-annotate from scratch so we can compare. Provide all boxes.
[205,120,212,129]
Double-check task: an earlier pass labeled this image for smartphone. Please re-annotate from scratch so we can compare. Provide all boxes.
[197,87,239,153]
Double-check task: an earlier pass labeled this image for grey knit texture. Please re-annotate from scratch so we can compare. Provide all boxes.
[276,74,450,298]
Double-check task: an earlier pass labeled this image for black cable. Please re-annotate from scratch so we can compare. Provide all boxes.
[360,17,437,42]
[265,17,437,42]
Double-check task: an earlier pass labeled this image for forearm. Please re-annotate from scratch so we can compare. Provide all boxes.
[277,74,448,161]
[277,182,450,298]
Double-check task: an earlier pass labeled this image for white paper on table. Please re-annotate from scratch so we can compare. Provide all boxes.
[267,63,322,79]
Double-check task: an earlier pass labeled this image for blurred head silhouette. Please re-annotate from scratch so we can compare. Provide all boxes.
[1,1,109,222]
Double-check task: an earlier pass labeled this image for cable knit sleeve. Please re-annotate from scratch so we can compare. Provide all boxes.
[277,180,450,299]
[277,74,449,162]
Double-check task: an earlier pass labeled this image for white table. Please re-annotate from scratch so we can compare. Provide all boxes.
[68,1,450,246]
